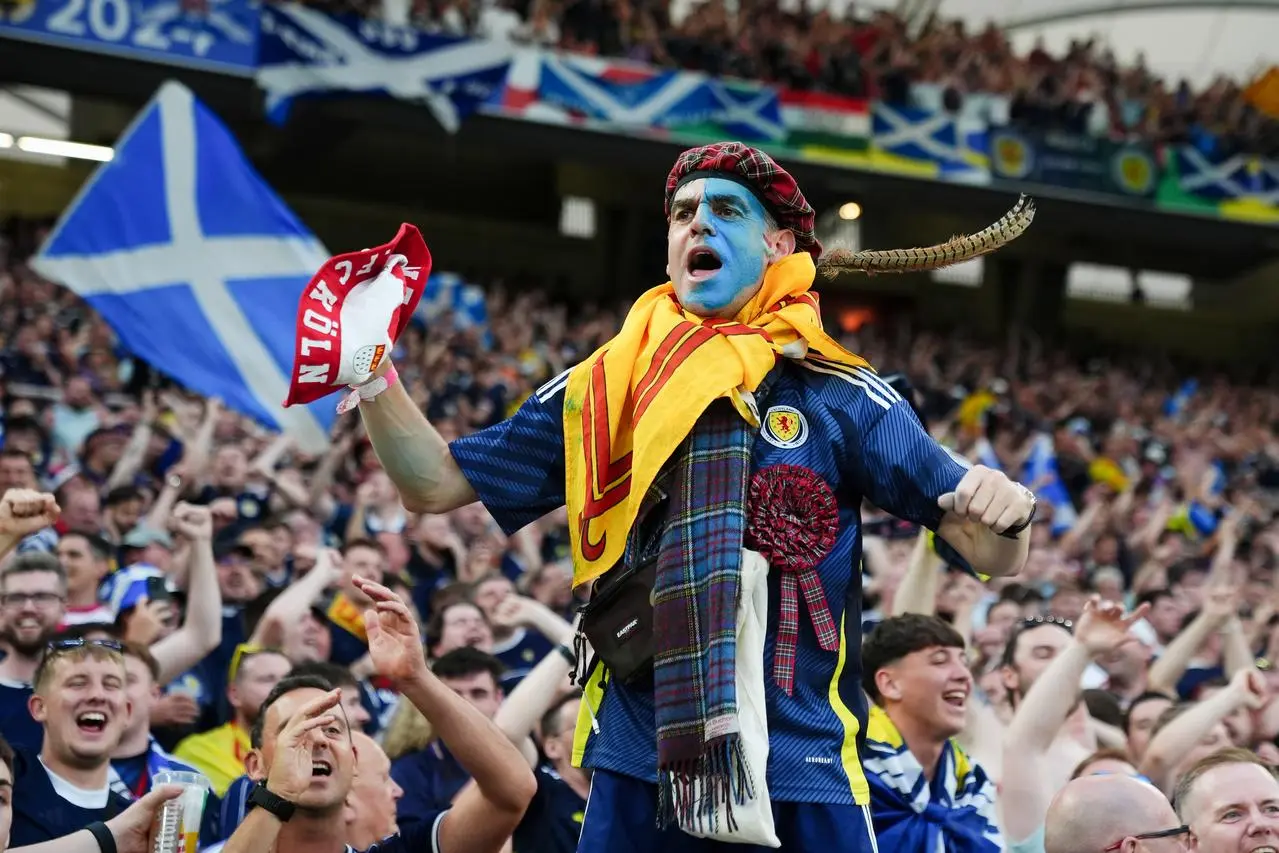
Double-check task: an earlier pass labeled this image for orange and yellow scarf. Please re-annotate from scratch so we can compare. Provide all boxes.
[564,252,868,588]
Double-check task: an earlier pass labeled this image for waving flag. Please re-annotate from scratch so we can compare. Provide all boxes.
[31,81,334,452]
[257,3,513,132]
[1024,433,1077,535]
[417,272,492,347]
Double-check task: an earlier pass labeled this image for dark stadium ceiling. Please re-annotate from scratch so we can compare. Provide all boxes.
[895,0,1279,86]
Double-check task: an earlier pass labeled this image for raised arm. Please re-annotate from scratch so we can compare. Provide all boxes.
[1000,599,1148,842]
[491,601,578,767]
[249,549,342,648]
[357,576,535,853]
[149,504,222,683]
[1139,667,1268,793]
[106,392,157,491]
[357,368,476,514]
[1147,585,1237,695]
[0,489,60,561]
[890,530,943,617]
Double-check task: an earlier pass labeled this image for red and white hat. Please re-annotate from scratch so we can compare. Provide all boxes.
[283,223,432,410]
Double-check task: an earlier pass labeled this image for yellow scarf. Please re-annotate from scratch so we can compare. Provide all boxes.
[564,252,869,588]
[327,591,368,643]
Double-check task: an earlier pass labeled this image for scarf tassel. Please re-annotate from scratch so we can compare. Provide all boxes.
[656,735,755,834]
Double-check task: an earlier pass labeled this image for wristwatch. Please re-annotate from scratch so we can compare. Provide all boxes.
[248,782,296,823]
[1000,487,1038,540]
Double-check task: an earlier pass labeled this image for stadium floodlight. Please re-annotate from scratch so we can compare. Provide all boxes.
[838,202,863,221]
[0,133,12,148]
[15,136,114,162]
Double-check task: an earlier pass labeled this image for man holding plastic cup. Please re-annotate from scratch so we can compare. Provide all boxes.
[217,577,534,853]
[2,734,192,853]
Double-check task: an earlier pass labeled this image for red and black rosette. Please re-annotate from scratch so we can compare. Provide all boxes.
[745,464,839,570]
[745,465,841,694]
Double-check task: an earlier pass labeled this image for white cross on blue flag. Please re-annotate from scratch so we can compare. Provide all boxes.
[31,80,336,452]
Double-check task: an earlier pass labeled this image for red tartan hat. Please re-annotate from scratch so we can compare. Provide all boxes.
[664,141,822,259]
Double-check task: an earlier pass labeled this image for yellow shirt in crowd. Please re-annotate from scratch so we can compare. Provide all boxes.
[172,722,251,797]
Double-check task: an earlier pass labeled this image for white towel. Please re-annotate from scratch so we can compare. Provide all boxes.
[680,548,780,847]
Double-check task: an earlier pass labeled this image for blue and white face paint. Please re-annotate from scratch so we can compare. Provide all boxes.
[666,177,781,319]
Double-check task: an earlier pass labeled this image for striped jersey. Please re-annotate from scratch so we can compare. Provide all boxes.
[449,357,968,805]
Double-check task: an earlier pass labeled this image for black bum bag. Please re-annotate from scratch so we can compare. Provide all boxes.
[577,554,657,687]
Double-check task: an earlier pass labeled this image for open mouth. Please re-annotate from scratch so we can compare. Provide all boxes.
[76,711,108,733]
[311,760,333,777]
[1249,847,1278,853]
[943,690,968,709]
[686,247,723,277]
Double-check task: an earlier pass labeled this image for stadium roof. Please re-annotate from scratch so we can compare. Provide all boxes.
[928,0,1279,87]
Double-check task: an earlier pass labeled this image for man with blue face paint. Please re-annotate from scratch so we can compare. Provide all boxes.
[326,141,1038,852]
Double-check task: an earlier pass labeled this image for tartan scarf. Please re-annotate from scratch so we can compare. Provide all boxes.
[862,706,1003,853]
[653,397,754,832]
[562,252,868,590]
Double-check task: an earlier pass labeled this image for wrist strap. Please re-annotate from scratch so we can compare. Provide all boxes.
[87,821,117,853]
[336,363,399,414]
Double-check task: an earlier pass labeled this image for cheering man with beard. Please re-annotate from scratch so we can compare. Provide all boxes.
[0,553,69,753]
[316,142,1038,850]
[218,577,533,853]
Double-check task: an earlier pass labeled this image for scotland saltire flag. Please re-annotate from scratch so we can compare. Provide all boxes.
[532,54,783,140]
[417,273,491,347]
[1023,433,1078,535]
[1164,378,1198,417]
[31,81,335,452]
[872,102,987,182]
[257,3,514,132]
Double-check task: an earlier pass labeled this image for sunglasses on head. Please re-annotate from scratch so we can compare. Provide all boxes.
[1000,616,1074,666]
[46,638,124,655]
[1016,616,1074,631]
[1102,825,1189,851]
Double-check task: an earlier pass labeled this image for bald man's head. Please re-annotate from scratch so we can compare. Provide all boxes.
[1045,775,1186,853]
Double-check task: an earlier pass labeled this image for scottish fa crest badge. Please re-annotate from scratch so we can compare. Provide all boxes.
[762,405,808,449]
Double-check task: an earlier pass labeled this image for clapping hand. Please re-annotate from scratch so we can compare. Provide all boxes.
[1074,597,1150,656]
[357,576,428,683]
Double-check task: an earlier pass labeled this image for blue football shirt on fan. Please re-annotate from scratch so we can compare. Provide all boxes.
[493,628,554,694]
[9,747,131,847]
[390,742,470,826]
[512,766,586,853]
[0,679,39,751]
[205,810,449,853]
[449,358,969,806]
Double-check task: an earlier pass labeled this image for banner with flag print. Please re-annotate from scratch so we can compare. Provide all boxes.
[1173,147,1279,204]
[1158,145,1279,224]
[504,52,783,140]
[778,90,870,151]
[30,81,335,453]
[256,3,513,132]
[870,102,989,183]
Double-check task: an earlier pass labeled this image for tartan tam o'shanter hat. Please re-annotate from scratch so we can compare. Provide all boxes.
[664,141,822,259]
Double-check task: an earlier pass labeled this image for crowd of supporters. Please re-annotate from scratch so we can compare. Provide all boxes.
[293,0,1279,158]
[3,197,1279,853]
